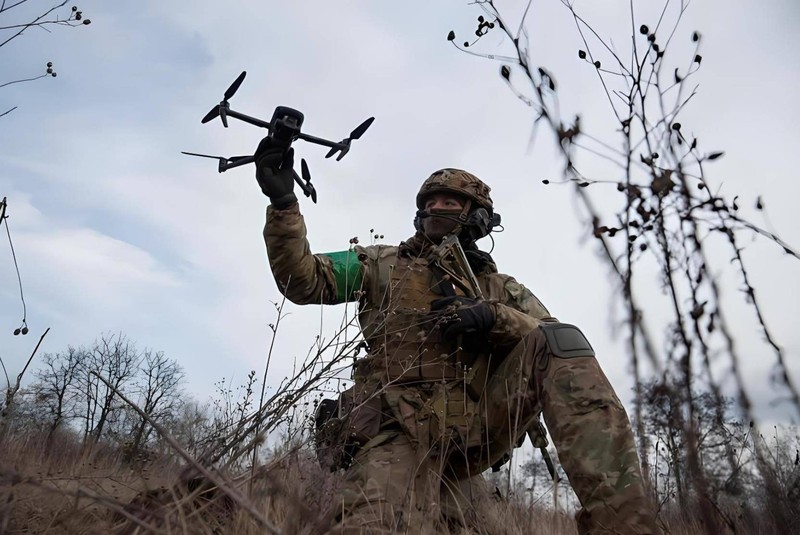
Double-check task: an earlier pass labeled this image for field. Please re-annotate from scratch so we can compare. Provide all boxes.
[2,425,795,534]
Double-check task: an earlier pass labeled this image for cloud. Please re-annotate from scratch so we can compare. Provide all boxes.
[1,0,798,424]
[17,226,179,303]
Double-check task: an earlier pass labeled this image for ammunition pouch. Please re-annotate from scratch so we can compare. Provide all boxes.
[313,382,385,472]
[429,382,482,449]
[314,355,492,472]
[314,398,347,471]
[340,384,383,446]
[382,381,484,462]
[315,398,338,429]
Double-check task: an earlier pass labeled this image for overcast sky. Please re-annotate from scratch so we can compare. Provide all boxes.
[2,1,798,424]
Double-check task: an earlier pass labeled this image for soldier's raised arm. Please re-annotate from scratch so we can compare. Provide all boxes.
[256,137,363,305]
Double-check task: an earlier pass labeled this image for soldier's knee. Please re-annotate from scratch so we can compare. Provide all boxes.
[524,322,596,376]
[539,322,595,360]
[534,324,627,417]
[512,323,599,397]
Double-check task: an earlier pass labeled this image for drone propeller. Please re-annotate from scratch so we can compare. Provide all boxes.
[350,116,375,140]
[325,116,375,161]
[300,158,316,203]
[326,145,350,161]
[200,106,220,125]
[224,71,247,100]
[181,151,220,160]
[201,71,247,127]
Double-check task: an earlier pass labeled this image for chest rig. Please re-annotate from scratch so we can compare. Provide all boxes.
[355,242,484,385]
[374,252,460,383]
[348,242,493,464]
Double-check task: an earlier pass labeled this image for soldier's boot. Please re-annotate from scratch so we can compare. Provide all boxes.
[533,324,658,535]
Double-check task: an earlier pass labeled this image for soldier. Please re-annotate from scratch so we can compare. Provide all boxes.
[255,137,658,534]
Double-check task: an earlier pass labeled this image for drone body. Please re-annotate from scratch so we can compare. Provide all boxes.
[182,71,374,203]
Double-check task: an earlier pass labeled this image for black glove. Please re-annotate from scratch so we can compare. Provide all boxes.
[429,296,496,342]
[254,137,297,209]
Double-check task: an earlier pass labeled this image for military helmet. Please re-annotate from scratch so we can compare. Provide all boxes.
[416,168,493,212]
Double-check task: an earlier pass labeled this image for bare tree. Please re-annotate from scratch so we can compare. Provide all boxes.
[30,346,85,447]
[77,332,140,446]
[640,380,752,508]
[0,1,91,117]
[126,349,184,460]
[162,398,214,458]
[751,426,800,531]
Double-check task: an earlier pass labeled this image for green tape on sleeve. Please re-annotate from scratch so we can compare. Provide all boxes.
[321,250,364,303]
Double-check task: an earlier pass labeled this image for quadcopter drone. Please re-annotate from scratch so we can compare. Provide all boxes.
[182,71,374,203]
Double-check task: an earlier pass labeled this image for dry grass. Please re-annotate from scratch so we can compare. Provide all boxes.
[1,431,173,533]
[1,428,794,534]
[0,429,578,534]
[0,429,337,534]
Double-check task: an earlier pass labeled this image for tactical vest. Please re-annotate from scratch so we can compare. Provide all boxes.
[354,245,486,385]
[332,244,487,461]
[326,241,546,471]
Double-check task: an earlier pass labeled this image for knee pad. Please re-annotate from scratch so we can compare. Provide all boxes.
[540,322,595,359]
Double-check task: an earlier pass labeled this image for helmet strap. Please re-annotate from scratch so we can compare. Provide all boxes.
[457,199,472,223]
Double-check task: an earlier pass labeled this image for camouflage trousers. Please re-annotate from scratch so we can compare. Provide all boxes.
[328,326,658,534]
[327,432,504,534]
[481,326,658,534]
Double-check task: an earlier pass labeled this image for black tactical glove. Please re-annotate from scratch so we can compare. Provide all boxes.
[429,296,496,342]
[254,137,297,209]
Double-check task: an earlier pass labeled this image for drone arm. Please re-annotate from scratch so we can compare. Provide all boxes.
[225,109,274,130]
[218,156,315,202]
[297,132,344,150]
[218,155,255,172]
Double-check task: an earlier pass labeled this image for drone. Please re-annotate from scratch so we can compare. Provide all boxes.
[182,71,374,203]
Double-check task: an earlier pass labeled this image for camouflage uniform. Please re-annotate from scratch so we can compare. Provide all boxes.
[263,170,657,534]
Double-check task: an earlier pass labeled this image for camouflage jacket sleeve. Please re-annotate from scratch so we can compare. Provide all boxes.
[264,204,363,305]
[486,275,553,350]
